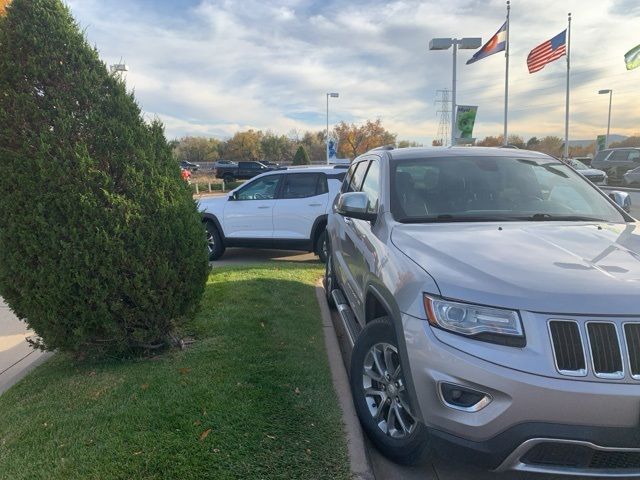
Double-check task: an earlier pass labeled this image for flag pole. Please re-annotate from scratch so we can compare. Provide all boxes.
[563,12,571,159]
[503,1,510,146]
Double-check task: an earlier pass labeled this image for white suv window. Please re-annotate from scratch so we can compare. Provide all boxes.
[235,175,281,200]
[281,173,325,199]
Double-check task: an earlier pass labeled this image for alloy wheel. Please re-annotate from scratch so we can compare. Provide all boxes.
[362,342,417,439]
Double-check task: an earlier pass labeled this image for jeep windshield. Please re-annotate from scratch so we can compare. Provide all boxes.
[391,156,627,224]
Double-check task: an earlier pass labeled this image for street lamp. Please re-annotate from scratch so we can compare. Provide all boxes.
[429,37,482,146]
[598,89,613,148]
[326,92,339,164]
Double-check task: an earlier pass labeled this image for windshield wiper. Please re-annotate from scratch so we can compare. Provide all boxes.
[522,213,608,222]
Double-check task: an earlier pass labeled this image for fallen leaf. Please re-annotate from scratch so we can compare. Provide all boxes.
[141,384,149,391]
[260,322,265,328]
[199,428,212,442]
[266,434,276,440]
[193,420,202,426]
[178,368,191,375]
[87,371,96,377]
[213,448,220,453]
[294,387,301,395]
[305,449,312,455]
[133,451,143,456]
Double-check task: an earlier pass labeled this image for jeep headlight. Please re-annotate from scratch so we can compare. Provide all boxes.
[424,295,524,345]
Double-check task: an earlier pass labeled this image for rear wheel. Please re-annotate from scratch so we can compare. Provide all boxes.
[205,221,225,261]
[315,229,328,263]
[350,319,431,465]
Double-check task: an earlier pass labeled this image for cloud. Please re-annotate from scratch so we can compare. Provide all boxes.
[65,0,640,145]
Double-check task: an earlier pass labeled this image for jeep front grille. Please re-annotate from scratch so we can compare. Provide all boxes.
[549,320,586,376]
[549,320,640,380]
[586,322,623,378]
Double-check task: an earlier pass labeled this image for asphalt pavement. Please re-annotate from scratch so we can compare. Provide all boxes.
[0,299,50,395]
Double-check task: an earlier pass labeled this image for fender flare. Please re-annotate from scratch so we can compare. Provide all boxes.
[201,213,226,242]
[365,283,424,423]
[310,214,328,249]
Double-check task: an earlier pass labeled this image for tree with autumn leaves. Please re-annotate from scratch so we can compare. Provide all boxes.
[334,119,397,159]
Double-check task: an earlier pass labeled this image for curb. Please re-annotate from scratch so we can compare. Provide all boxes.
[315,280,375,480]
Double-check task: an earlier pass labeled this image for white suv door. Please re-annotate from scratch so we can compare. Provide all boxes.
[272,172,329,239]
[223,174,283,238]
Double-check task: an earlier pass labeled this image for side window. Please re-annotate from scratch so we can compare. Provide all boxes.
[281,173,322,199]
[628,150,640,162]
[360,160,380,213]
[235,175,281,200]
[316,174,328,195]
[348,161,369,193]
[610,150,629,161]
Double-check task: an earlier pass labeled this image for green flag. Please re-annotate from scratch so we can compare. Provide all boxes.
[624,43,640,70]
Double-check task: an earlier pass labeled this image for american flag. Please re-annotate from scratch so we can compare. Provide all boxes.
[527,30,567,73]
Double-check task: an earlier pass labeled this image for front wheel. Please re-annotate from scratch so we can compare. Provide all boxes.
[350,319,431,465]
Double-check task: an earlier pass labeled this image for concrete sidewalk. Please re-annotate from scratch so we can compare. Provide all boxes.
[0,299,51,395]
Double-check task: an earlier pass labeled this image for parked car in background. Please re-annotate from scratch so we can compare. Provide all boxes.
[213,160,284,183]
[591,148,640,184]
[180,160,200,171]
[200,166,346,262]
[623,166,640,186]
[326,146,637,477]
[572,156,593,167]
[212,159,237,169]
[565,158,607,185]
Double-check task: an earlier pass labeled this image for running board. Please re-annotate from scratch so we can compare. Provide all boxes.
[330,289,361,347]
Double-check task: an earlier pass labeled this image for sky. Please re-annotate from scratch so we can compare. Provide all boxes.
[65,0,640,144]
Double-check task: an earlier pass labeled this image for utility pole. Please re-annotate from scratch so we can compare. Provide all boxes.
[435,89,451,146]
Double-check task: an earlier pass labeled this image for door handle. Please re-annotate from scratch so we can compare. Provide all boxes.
[308,203,322,207]
[257,206,270,209]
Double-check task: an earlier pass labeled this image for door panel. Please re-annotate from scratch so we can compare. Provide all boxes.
[223,175,281,238]
[273,173,328,239]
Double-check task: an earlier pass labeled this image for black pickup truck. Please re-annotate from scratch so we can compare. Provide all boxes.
[214,161,284,182]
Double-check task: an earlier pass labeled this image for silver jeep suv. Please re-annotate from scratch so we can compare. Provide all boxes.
[325,146,640,477]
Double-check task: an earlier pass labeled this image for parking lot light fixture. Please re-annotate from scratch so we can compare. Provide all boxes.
[598,89,613,148]
[326,92,339,164]
[429,37,481,146]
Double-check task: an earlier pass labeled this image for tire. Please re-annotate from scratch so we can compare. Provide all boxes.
[223,173,235,183]
[350,319,431,465]
[315,228,328,263]
[324,249,337,309]
[205,221,225,261]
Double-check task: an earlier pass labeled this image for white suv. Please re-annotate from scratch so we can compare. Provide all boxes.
[200,166,346,262]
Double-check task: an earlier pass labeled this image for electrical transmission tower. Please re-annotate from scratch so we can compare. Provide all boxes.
[434,89,451,146]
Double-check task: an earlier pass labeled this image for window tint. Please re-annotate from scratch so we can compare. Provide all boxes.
[593,151,610,163]
[281,173,323,199]
[360,160,380,213]
[235,174,281,200]
[391,156,625,223]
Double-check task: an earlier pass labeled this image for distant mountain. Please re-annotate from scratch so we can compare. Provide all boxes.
[569,135,627,147]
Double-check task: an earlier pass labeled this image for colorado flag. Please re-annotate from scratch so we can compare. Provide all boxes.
[466,22,507,65]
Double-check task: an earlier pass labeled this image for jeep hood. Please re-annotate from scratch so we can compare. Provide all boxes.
[391,222,640,315]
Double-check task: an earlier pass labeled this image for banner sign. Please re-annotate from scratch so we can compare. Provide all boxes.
[454,105,478,144]
[328,136,338,160]
[596,135,606,154]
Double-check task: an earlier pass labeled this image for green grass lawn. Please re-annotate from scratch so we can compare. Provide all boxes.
[0,264,349,480]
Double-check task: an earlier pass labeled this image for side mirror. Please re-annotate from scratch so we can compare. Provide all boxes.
[608,191,632,213]
[229,192,238,201]
[337,192,377,221]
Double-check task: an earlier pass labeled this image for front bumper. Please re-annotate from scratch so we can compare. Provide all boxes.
[401,313,640,475]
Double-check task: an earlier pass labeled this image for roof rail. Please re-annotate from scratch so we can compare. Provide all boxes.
[372,144,395,151]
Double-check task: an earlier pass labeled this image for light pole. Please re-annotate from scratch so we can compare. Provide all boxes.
[326,92,339,164]
[598,89,612,148]
[429,37,481,146]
